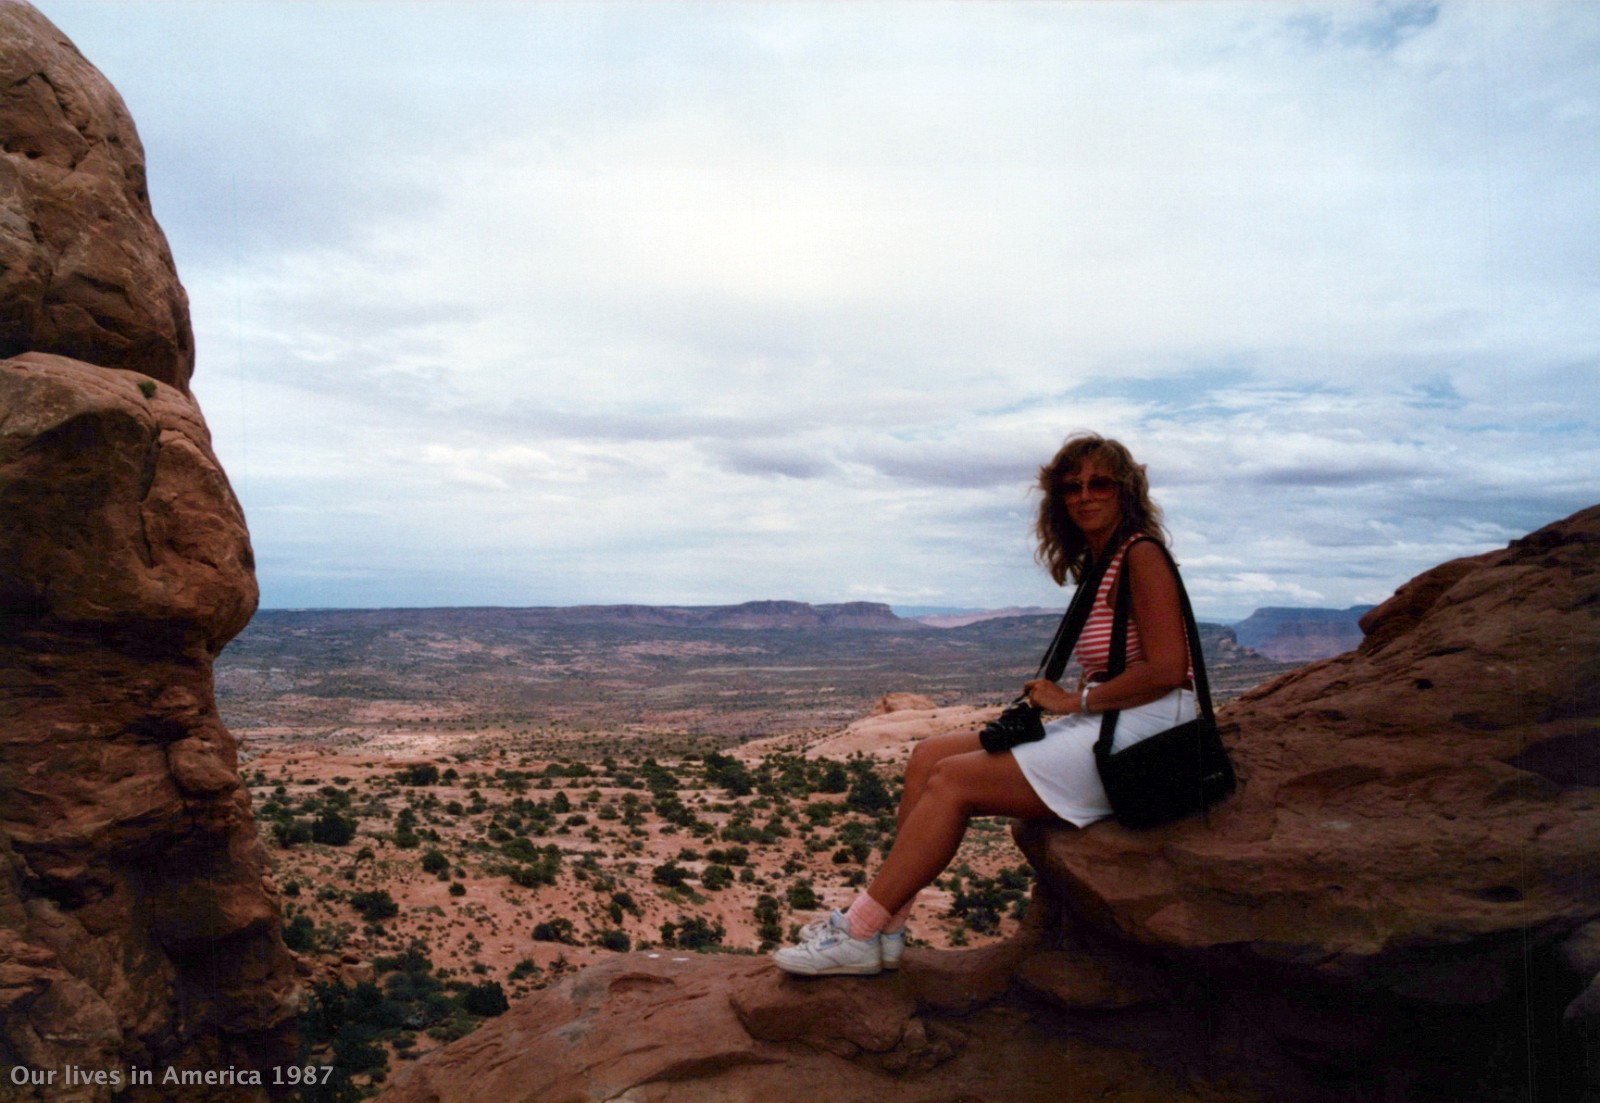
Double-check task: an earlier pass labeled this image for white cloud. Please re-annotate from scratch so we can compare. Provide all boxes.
[39,0,1600,619]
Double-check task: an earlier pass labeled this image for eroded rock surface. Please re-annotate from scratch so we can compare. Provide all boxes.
[1019,504,1600,1098]
[1,4,296,1099]
[0,356,297,1100]
[0,0,194,389]
[379,948,1277,1103]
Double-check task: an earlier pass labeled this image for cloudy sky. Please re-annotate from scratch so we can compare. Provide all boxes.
[43,1,1600,619]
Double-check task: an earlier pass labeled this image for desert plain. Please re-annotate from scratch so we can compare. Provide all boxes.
[217,604,1300,1085]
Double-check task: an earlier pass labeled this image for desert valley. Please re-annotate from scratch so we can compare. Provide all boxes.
[217,602,1305,1093]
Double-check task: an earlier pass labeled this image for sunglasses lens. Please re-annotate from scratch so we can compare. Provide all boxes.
[1062,476,1117,498]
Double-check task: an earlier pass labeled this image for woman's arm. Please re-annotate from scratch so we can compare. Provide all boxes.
[1024,539,1188,715]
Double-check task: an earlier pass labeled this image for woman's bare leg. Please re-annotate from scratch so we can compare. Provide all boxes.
[868,747,1053,916]
[898,730,984,829]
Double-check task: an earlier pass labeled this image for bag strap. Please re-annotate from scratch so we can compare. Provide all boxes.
[1095,538,1215,756]
[1032,545,1115,685]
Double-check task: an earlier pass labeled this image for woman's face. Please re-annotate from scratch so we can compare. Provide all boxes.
[1062,456,1123,543]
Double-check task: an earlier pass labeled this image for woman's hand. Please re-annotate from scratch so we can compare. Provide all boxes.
[1023,678,1077,714]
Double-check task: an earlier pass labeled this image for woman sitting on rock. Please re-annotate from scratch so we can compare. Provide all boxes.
[773,432,1195,976]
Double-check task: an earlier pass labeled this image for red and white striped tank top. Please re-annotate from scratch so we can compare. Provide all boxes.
[1073,534,1193,682]
[1073,535,1144,677]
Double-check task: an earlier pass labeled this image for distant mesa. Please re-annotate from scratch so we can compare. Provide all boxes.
[255,599,920,632]
[922,605,1372,665]
[913,606,1056,628]
[1231,604,1374,661]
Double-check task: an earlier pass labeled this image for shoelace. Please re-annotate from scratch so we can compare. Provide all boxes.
[797,916,835,942]
[798,917,846,946]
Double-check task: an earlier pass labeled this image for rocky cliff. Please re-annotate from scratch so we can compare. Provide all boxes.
[380,506,1600,1103]
[0,4,297,1100]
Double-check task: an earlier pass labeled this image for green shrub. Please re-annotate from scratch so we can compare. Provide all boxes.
[350,890,399,922]
[532,917,577,944]
[402,764,441,787]
[283,912,317,952]
[817,762,850,793]
[786,881,818,911]
[651,861,691,889]
[845,762,894,814]
[461,981,509,1017]
[273,818,313,848]
[660,915,724,950]
[703,752,753,796]
[312,809,357,846]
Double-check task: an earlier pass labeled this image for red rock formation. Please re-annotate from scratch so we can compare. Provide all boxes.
[0,2,194,390]
[0,4,297,1099]
[378,942,1278,1103]
[1018,504,1600,1099]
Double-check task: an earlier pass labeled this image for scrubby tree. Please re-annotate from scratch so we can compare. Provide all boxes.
[817,761,850,793]
[273,818,313,848]
[532,917,577,944]
[787,880,818,911]
[651,860,691,889]
[660,915,724,950]
[753,895,784,949]
[845,760,893,815]
[462,980,509,1016]
[312,808,357,846]
[703,753,754,796]
[402,763,441,787]
[350,890,399,922]
[283,912,318,952]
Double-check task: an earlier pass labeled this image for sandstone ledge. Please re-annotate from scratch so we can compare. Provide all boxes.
[378,947,1285,1103]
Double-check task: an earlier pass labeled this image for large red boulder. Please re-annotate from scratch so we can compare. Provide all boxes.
[0,4,297,1098]
[0,0,194,390]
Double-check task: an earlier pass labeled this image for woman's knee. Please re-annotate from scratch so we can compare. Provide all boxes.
[905,738,941,781]
[922,756,979,813]
[906,734,958,785]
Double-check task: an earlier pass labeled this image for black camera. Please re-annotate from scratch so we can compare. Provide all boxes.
[979,697,1046,754]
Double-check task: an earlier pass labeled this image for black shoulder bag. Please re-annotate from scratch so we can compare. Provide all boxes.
[1094,539,1237,828]
[979,548,1114,754]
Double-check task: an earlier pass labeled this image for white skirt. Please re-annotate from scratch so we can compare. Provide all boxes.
[1012,687,1197,828]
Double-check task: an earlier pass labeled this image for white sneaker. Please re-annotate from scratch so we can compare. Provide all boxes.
[772,909,882,976]
[881,927,906,970]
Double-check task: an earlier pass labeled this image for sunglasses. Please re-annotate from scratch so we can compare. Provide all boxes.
[1060,476,1119,499]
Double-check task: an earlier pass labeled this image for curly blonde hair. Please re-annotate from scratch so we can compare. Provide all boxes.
[1034,433,1168,585]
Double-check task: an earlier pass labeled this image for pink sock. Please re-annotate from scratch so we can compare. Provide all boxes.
[884,892,918,934]
[844,892,891,941]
